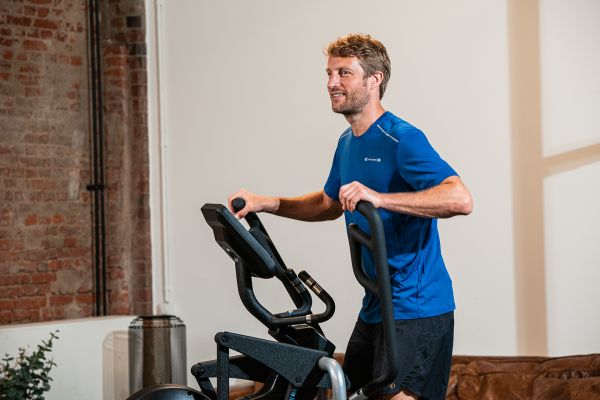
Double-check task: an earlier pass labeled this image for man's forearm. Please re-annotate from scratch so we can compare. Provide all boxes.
[275,190,343,222]
[379,178,472,218]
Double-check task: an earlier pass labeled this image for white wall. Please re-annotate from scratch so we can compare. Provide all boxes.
[147,0,517,377]
[544,163,600,355]
[539,0,600,157]
[539,0,600,355]
[0,317,132,400]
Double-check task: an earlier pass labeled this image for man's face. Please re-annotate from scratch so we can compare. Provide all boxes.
[326,56,371,116]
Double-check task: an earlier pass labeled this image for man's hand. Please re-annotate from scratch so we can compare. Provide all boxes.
[339,181,383,212]
[227,189,279,219]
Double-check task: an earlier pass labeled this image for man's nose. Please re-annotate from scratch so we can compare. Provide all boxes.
[327,74,340,89]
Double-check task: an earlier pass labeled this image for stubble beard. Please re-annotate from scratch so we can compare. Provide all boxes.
[331,82,371,116]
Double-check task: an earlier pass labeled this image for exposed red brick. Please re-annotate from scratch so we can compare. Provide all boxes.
[17,73,41,85]
[26,28,40,39]
[13,308,41,322]
[0,311,13,324]
[0,299,18,310]
[0,38,15,47]
[25,214,37,225]
[31,272,56,284]
[33,19,58,30]
[36,7,50,18]
[24,86,43,96]
[24,6,38,16]
[30,179,55,190]
[0,274,31,285]
[47,259,63,270]
[49,294,73,306]
[22,39,47,51]
[20,296,47,309]
[75,293,93,303]
[7,16,32,27]
[24,133,49,144]
[0,239,16,251]
[0,286,25,298]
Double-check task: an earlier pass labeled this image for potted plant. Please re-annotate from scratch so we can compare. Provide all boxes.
[0,331,59,400]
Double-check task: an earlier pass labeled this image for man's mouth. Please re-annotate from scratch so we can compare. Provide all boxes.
[331,92,345,100]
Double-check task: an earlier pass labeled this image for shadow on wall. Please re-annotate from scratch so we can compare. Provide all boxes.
[103,331,129,400]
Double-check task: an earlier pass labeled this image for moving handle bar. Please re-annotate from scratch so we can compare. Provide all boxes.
[232,198,314,318]
[230,198,335,326]
[347,201,400,400]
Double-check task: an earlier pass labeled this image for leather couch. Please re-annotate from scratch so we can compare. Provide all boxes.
[447,354,600,400]
[229,353,600,399]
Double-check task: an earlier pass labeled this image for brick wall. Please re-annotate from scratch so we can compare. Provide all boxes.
[0,0,151,324]
[101,0,152,315]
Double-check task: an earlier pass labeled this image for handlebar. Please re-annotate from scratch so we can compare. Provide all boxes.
[231,197,246,213]
[227,197,334,326]
[298,270,335,324]
[347,201,399,399]
[232,197,312,312]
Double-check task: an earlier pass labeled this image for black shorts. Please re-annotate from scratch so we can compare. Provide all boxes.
[343,312,454,400]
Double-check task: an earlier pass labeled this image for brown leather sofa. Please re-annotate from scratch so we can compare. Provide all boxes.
[447,354,600,400]
[229,353,600,399]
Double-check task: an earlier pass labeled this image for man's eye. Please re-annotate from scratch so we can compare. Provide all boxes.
[340,70,349,76]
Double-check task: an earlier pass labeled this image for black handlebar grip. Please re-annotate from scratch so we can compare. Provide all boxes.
[298,271,318,292]
[356,201,375,217]
[298,270,335,323]
[231,197,246,213]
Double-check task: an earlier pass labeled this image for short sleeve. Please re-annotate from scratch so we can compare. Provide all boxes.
[324,146,341,200]
[396,130,457,191]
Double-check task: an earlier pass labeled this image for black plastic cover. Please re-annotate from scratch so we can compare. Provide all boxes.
[201,203,278,279]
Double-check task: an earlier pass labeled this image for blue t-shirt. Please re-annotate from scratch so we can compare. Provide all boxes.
[324,111,457,323]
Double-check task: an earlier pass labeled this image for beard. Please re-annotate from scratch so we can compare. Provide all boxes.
[330,83,371,116]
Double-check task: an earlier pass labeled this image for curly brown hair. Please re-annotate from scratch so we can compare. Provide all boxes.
[325,33,391,99]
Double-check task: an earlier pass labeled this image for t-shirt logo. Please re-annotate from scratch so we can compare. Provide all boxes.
[364,157,382,163]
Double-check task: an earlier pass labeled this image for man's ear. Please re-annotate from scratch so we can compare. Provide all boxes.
[369,71,384,91]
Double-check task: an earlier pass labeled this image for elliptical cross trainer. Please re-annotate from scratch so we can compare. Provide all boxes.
[128,199,398,400]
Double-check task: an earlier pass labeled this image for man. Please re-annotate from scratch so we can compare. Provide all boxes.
[229,34,472,400]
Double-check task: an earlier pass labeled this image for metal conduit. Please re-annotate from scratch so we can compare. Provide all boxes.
[86,0,108,316]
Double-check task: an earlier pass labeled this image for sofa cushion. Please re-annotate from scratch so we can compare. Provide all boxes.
[456,371,538,400]
[536,354,600,379]
[449,357,546,400]
[532,376,600,400]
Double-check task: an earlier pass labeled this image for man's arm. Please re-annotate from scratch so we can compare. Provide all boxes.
[228,189,343,222]
[338,176,473,218]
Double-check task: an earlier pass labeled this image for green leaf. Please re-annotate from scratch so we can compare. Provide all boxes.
[0,331,59,399]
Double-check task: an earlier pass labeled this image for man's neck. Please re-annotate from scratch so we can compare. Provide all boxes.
[345,103,386,136]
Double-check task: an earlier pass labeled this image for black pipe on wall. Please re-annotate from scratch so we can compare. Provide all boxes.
[86,0,108,316]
